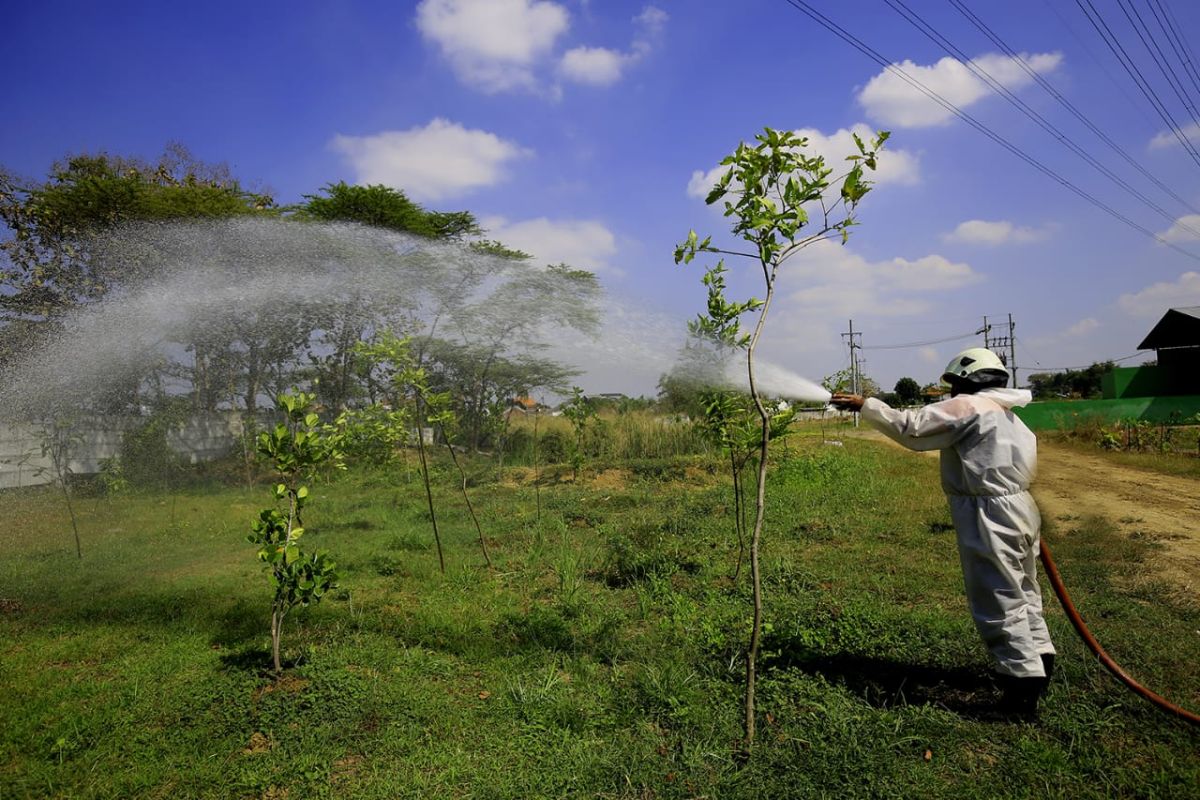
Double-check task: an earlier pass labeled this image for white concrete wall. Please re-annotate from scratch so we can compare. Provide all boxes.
[0,413,257,490]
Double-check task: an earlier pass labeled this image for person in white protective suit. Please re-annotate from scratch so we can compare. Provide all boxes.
[830,347,1055,717]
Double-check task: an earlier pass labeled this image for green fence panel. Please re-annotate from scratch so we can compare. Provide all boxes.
[1014,395,1200,431]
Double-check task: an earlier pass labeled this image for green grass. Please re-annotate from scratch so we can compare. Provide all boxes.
[1,435,1197,798]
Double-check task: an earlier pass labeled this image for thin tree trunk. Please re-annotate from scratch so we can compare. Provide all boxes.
[533,409,542,523]
[271,606,283,673]
[440,425,491,568]
[240,414,255,491]
[49,437,82,559]
[60,474,82,560]
[730,450,745,582]
[414,417,445,573]
[742,266,778,748]
[244,340,260,414]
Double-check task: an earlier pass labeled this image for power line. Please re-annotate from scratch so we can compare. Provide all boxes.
[1147,0,1200,108]
[1160,0,1200,94]
[1074,0,1200,167]
[1116,0,1200,132]
[862,330,977,350]
[1015,338,1144,372]
[1042,0,1159,131]
[779,0,1200,263]
[888,0,1200,238]
[949,0,1200,219]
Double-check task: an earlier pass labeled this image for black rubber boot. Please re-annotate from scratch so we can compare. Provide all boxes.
[994,674,1043,720]
[1041,653,1055,683]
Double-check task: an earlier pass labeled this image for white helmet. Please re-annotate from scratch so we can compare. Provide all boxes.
[940,347,1009,388]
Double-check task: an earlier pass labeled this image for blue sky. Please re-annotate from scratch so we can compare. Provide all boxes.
[6,0,1200,395]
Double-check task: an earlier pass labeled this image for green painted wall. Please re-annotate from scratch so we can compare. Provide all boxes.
[1101,366,1177,399]
[1014,395,1200,431]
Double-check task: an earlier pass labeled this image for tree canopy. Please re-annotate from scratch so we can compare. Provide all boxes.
[1,145,600,425]
[297,182,480,241]
[0,145,269,324]
[1028,362,1114,400]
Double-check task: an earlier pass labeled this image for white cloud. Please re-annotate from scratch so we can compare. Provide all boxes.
[331,119,531,202]
[686,165,728,200]
[630,5,667,58]
[415,0,569,93]
[1118,271,1200,316]
[558,5,668,87]
[876,254,982,291]
[1149,121,1200,150]
[415,1,667,93]
[1159,214,1200,242]
[776,239,982,318]
[943,219,1053,245]
[481,215,619,274]
[560,46,626,86]
[858,52,1063,128]
[797,125,921,186]
[1064,318,1100,337]
[686,123,919,200]
[734,241,983,386]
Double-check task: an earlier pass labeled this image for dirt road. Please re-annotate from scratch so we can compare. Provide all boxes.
[849,429,1200,592]
[1033,442,1200,593]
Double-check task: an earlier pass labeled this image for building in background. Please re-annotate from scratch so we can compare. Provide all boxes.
[1103,306,1200,399]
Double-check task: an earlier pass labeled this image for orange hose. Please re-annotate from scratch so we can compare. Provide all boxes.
[1040,540,1200,728]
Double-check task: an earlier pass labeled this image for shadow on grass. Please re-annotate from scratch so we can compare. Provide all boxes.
[217,644,274,673]
[773,650,1003,718]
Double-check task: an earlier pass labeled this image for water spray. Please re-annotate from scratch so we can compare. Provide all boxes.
[723,359,831,405]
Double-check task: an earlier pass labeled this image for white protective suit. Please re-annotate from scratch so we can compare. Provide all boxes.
[860,388,1055,678]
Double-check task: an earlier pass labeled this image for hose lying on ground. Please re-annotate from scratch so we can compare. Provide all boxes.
[1040,540,1200,728]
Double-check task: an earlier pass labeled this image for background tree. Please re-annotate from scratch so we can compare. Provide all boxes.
[0,145,268,329]
[1028,361,1114,400]
[437,261,601,451]
[821,366,880,398]
[293,182,483,411]
[0,146,272,411]
[296,182,480,241]
[421,339,576,456]
[676,126,887,747]
[893,376,922,406]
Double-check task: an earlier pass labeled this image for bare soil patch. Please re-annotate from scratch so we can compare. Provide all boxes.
[1033,442,1200,593]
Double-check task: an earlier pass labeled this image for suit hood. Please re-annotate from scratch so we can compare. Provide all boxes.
[976,387,1033,409]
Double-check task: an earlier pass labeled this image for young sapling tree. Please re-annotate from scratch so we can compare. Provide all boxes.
[676,126,887,747]
[354,332,492,570]
[37,421,83,559]
[354,333,447,573]
[561,386,595,482]
[425,390,492,569]
[249,392,344,673]
[698,388,794,581]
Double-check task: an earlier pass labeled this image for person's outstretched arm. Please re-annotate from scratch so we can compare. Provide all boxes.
[830,393,973,452]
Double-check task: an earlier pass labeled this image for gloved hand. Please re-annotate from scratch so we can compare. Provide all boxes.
[830,393,865,411]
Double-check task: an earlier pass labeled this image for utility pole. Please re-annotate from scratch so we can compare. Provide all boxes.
[1008,313,1017,388]
[841,319,863,427]
[978,314,1018,388]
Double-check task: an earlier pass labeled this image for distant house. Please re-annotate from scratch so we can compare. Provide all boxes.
[921,384,948,402]
[510,395,538,412]
[1103,306,1200,398]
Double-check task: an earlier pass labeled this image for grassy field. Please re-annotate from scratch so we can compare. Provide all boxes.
[1,431,1197,798]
